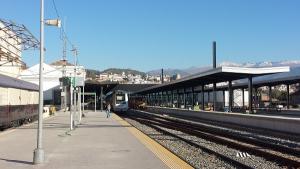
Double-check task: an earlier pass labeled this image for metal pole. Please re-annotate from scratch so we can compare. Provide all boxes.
[171,90,174,108]
[62,26,67,111]
[94,93,96,112]
[207,91,210,105]
[73,47,77,126]
[254,87,257,109]
[201,85,205,110]
[74,88,77,126]
[242,88,245,108]
[191,87,194,110]
[213,83,216,111]
[33,0,45,164]
[228,81,233,112]
[183,89,186,109]
[70,85,73,130]
[248,77,253,113]
[78,87,82,123]
[177,90,179,108]
[222,90,225,108]
[269,85,272,106]
[100,86,103,111]
[287,84,290,109]
[83,83,85,113]
[162,92,164,107]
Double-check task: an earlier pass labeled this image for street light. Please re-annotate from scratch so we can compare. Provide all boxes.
[33,0,61,164]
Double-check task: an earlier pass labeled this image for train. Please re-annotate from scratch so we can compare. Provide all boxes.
[0,74,39,130]
[105,90,129,112]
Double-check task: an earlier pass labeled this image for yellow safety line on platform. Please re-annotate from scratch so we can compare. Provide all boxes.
[113,113,194,169]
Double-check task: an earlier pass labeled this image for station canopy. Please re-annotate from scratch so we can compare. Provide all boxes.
[0,73,38,91]
[135,66,290,94]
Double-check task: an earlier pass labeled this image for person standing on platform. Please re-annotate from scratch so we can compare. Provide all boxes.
[106,103,111,118]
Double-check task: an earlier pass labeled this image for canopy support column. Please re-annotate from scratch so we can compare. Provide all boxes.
[287,84,290,109]
[201,85,205,110]
[228,81,233,112]
[248,77,253,113]
[213,83,216,111]
[242,88,245,108]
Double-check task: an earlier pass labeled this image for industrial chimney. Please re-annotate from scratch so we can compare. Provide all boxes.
[161,68,164,84]
[213,41,216,69]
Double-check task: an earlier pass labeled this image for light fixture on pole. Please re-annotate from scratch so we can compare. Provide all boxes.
[45,19,61,27]
[33,0,61,164]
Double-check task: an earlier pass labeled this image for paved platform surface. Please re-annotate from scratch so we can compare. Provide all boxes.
[0,111,169,169]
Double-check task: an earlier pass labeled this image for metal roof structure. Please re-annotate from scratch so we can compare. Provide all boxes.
[190,66,300,92]
[110,84,155,94]
[0,19,39,50]
[135,66,290,94]
[0,73,38,91]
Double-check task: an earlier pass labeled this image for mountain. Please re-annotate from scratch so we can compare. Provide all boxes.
[147,68,189,77]
[86,68,147,79]
[219,60,300,68]
[86,60,300,79]
[146,60,300,77]
[101,68,146,77]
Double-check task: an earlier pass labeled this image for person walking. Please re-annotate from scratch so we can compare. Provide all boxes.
[106,103,111,118]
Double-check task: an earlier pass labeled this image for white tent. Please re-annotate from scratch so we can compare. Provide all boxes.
[19,63,62,102]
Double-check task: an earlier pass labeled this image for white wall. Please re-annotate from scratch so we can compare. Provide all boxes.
[225,90,249,107]
[0,87,38,106]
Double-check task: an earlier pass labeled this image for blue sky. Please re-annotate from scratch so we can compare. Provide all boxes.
[1,0,300,71]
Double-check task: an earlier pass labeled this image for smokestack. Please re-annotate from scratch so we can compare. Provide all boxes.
[161,68,164,84]
[213,41,216,69]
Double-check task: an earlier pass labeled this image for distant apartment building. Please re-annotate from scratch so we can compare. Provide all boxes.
[171,74,181,81]
[98,72,109,81]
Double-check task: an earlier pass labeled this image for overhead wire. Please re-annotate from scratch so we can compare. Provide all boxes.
[51,0,75,48]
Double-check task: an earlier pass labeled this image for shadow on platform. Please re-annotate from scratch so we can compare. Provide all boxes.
[0,158,32,165]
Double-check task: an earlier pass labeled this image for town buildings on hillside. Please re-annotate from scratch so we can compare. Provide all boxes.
[89,71,180,84]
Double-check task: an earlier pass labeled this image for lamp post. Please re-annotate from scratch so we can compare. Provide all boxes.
[33,0,61,164]
[71,46,78,126]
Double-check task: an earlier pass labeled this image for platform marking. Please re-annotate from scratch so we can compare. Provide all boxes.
[113,113,194,169]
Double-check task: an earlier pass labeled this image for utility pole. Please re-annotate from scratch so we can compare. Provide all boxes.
[33,0,45,164]
[78,87,82,123]
[72,46,78,125]
[61,26,67,111]
[33,1,60,164]
[83,76,85,113]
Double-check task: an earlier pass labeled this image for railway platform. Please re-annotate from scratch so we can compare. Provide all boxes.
[0,111,191,169]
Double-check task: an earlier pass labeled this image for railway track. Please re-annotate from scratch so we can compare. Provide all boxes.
[120,110,300,169]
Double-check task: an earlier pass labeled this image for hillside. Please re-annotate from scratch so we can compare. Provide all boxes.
[86,68,146,79]
[147,60,300,77]
[86,60,300,79]
[86,69,101,79]
[100,68,146,76]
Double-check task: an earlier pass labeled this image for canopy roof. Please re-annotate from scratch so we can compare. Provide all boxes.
[0,73,38,91]
[135,66,290,94]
